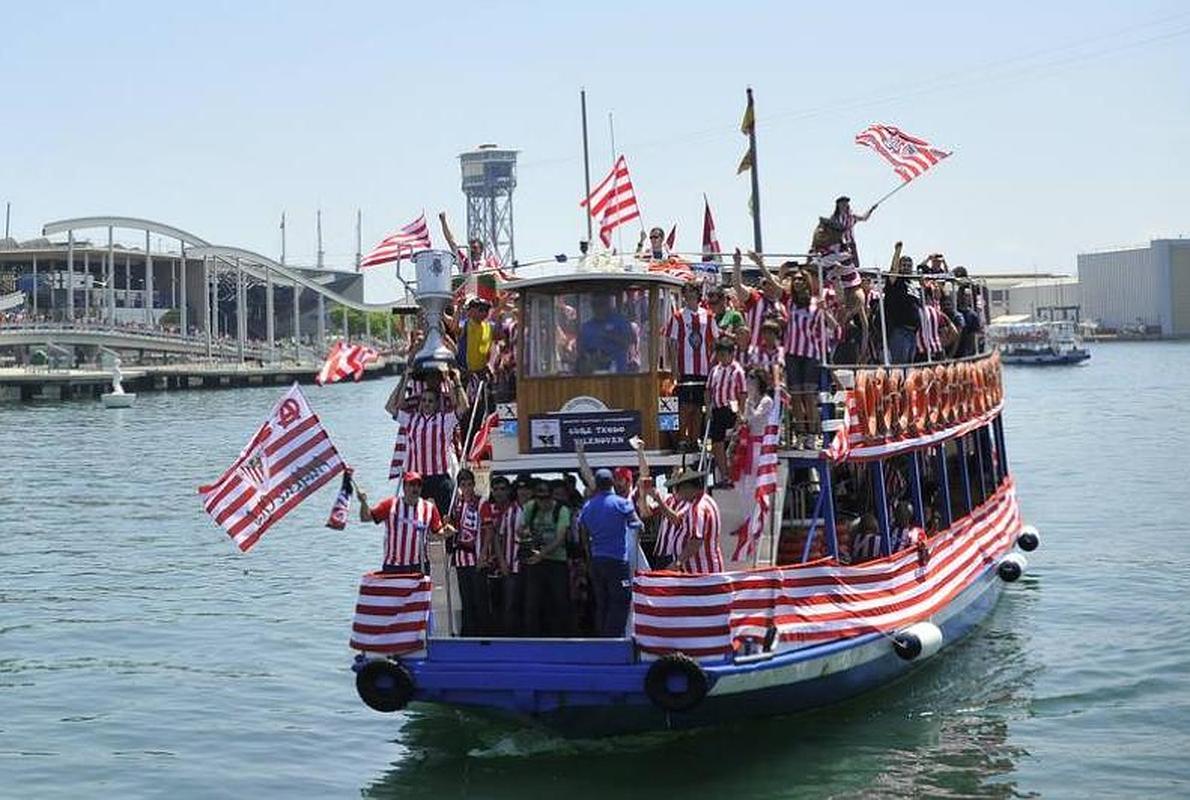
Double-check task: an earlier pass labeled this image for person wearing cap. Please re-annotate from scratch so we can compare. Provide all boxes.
[706,337,746,487]
[578,468,643,637]
[647,470,723,574]
[357,472,455,574]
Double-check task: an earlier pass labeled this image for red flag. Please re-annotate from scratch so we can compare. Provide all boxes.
[198,384,345,552]
[467,412,499,463]
[732,391,782,561]
[325,468,354,530]
[701,196,722,262]
[358,213,432,270]
[316,341,380,385]
[665,224,677,251]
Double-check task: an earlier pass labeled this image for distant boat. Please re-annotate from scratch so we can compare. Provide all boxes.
[989,319,1090,365]
[101,388,136,408]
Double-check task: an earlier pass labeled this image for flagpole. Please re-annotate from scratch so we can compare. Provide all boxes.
[280,211,287,267]
[608,112,625,257]
[869,180,912,210]
[746,87,763,253]
[580,89,593,244]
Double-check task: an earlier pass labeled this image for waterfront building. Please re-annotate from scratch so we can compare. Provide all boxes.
[1077,238,1190,336]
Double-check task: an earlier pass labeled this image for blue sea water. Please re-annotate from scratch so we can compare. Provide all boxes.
[2,342,1188,798]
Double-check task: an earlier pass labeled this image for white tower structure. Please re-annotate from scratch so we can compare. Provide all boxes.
[459,144,518,267]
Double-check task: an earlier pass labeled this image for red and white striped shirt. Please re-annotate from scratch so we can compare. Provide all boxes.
[916,304,944,356]
[449,495,483,568]
[401,411,459,476]
[652,494,690,564]
[664,306,719,376]
[371,495,442,568]
[678,493,724,574]
[746,342,785,370]
[707,360,746,410]
[484,500,524,575]
[785,300,826,360]
[743,288,789,346]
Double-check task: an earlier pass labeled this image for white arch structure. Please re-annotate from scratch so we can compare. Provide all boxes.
[41,216,416,361]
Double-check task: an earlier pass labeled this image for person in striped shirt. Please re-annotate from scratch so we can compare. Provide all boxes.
[915,282,958,362]
[784,269,834,449]
[732,248,789,349]
[706,338,746,488]
[638,469,690,571]
[357,471,455,574]
[746,319,786,390]
[668,471,724,574]
[448,468,491,636]
[398,388,470,518]
[664,281,719,451]
[481,475,526,636]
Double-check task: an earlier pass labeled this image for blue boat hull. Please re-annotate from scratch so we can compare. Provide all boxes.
[393,562,1009,738]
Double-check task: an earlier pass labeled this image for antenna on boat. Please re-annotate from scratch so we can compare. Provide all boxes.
[608,111,626,257]
[580,89,593,244]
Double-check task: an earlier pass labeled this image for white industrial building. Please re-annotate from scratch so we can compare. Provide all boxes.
[1077,239,1190,336]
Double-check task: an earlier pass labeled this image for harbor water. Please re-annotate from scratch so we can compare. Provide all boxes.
[2,342,1188,798]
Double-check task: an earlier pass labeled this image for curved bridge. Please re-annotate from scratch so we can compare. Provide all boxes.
[0,322,270,359]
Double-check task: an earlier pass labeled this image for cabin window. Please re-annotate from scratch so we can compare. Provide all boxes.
[524,286,651,377]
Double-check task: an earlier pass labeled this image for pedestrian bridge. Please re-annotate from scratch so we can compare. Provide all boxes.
[0,322,273,360]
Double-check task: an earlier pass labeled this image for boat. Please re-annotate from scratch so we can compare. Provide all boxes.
[989,305,1091,365]
[100,359,136,408]
[347,250,1038,738]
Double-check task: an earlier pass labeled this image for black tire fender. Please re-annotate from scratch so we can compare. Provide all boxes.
[644,653,709,713]
[356,659,414,713]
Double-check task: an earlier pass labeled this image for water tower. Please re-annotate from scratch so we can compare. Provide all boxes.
[459,144,517,267]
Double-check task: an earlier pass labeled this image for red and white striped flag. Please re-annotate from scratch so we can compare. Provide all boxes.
[855,124,951,183]
[325,468,354,530]
[198,383,345,552]
[732,391,783,561]
[581,155,641,247]
[825,389,863,462]
[701,196,722,262]
[315,340,380,385]
[349,572,433,654]
[358,213,432,270]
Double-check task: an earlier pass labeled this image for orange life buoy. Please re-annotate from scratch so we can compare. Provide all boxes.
[884,368,901,436]
[991,356,1002,406]
[871,368,887,438]
[855,371,872,441]
[983,360,994,410]
[972,363,985,415]
[927,365,943,429]
[944,363,958,424]
[909,369,928,435]
[952,363,967,420]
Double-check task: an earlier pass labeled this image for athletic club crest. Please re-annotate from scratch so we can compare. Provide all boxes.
[238,453,271,491]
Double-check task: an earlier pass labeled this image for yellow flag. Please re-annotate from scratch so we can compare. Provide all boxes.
[740,95,755,136]
[737,148,753,175]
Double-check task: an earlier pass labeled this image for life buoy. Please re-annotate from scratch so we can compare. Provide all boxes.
[356,659,415,713]
[929,365,944,428]
[885,369,903,436]
[644,653,710,712]
[872,368,888,437]
[983,360,995,410]
[855,371,873,441]
[972,364,985,415]
[957,363,971,420]
[908,370,928,435]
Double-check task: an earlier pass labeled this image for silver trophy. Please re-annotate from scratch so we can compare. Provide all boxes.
[411,249,457,369]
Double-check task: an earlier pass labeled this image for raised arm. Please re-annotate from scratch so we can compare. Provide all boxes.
[574,440,596,492]
[732,248,750,305]
[439,212,461,257]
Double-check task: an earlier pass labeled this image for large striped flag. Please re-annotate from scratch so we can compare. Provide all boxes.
[358,213,432,270]
[701,196,722,262]
[315,340,380,385]
[349,572,433,654]
[198,383,346,552]
[855,124,951,183]
[732,391,783,561]
[581,155,641,247]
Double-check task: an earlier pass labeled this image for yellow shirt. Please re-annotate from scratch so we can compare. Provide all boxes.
[465,319,493,372]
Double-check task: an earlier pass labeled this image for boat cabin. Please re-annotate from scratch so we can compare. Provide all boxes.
[490,270,688,469]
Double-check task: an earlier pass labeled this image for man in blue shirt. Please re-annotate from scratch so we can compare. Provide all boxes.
[579,468,642,637]
[577,293,633,374]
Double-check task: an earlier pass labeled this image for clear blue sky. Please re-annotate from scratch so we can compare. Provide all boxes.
[3,1,1188,300]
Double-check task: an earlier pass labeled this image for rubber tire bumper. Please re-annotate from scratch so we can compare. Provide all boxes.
[356,659,415,713]
[644,653,709,713]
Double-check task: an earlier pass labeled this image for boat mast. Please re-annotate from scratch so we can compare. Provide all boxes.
[580,89,593,245]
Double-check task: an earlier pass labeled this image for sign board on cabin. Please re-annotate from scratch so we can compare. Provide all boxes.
[527,411,642,454]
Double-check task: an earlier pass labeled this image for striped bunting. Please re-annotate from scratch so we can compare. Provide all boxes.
[349,572,432,654]
[634,478,1020,660]
[732,390,783,561]
[198,383,345,552]
[855,124,951,183]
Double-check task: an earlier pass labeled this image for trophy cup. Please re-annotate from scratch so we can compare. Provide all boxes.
[411,249,457,369]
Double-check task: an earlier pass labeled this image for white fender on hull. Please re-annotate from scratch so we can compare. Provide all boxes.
[1017,524,1040,552]
[892,621,944,661]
